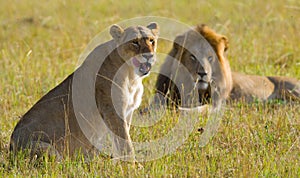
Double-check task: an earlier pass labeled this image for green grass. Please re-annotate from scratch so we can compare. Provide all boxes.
[1,0,300,177]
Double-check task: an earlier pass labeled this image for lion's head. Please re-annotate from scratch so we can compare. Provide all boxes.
[155,24,232,107]
[110,22,159,77]
[195,24,232,105]
[173,28,214,92]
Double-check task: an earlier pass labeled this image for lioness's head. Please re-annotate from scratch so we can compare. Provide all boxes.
[110,22,159,77]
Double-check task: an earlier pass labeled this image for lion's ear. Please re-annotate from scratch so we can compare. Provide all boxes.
[220,36,229,52]
[147,22,159,36]
[173,35,184,50]
[110,24,124,41]
[216,35,229,61]
[172,35,185,61]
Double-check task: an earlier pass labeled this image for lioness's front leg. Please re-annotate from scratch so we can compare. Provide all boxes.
[103,112,134,161]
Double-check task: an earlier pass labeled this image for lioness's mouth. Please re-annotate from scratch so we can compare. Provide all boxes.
[139,62,151,75]
[132,57,152,75]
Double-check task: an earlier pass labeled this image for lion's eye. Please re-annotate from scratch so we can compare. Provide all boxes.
[208,56,213,62]
[132,40,139,47]
[190,55,196,61]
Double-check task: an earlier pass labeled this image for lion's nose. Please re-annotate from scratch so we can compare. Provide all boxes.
[197,71,207,78]
[142,53,153,60]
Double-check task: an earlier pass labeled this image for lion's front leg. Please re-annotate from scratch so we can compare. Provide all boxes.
[179,86,200,108]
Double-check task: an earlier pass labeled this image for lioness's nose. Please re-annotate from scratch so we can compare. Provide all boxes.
[142,53,153,60]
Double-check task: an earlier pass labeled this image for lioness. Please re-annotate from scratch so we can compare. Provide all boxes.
[154,24,299,106]
[10,22,159,161]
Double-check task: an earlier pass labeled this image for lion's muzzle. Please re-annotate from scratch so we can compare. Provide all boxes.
[197,71,209,90]
[198,80,209,90]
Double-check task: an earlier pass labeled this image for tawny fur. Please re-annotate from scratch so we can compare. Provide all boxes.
[197,24,299,102]
[230,72,300,102]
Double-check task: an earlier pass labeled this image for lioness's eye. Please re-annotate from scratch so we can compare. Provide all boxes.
[190,55,196,61]
[208,56,213,62]
[149,39,155,45]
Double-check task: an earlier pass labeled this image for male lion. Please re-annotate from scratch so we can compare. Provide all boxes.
[10,22,159,161]
[154,24,299,106]
[154,24,232,108]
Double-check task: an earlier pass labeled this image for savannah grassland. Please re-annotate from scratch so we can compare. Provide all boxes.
[1,0,300,177]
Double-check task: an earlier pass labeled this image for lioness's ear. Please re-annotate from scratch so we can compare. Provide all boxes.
[110,24,124,41]
[147,22,159,36]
